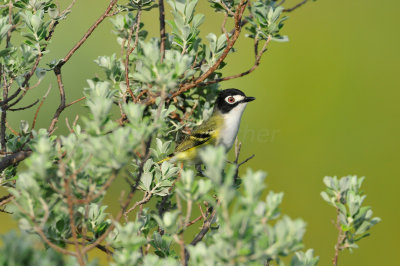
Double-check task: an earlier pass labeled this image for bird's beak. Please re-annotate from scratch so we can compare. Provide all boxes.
[244,96,256,102]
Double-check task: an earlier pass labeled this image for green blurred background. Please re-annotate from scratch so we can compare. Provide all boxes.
[2,0,399,265]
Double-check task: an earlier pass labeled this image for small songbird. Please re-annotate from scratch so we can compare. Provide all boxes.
[158,88,255,164]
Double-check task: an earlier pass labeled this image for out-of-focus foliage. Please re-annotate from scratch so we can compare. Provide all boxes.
[321,176,380,250]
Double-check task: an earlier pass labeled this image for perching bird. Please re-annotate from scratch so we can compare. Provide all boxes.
[158,88,255,164]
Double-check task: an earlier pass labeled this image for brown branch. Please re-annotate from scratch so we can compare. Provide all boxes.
[1,70,8,152]
[125,9,142,102]
[83,236,114,255]
[158,0,166,61]
[32,85,52,129]
[8,99,39,111]
[48,68,66,133]
[60,0,119,67]
[0,194,14,210]
[283,0,308,12]
[220,0,235,16]
[35,226,77,256]
[5,121,19,136]
[221,12,230,40]
[65,96,86,108]
[201,35,271,86]
[45,21,59,42]
[238,154,255,167]
[57,143,85,265]
[171,0,249,99]
[185,215,202,227]
[124,191,152,221]
[190,209,217,245]
[0,150,32,172]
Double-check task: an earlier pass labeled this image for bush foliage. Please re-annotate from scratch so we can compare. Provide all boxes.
[0,0,379,265]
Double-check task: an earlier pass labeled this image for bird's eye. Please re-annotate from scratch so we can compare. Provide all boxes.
[226,96,235,104]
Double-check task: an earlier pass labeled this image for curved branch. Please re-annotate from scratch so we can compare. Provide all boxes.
[59,0,118,68]
[201,35,271,87]
[9,99,39,111]
[283,0,308,12]
[0,150,32,172]
[171,0,249,98]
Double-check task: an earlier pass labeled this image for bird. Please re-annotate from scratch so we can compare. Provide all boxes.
[158,88,255,165]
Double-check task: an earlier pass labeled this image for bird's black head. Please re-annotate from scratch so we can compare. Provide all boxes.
[215,88,255,114]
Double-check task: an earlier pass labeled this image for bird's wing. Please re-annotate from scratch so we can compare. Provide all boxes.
[174,115,221,154]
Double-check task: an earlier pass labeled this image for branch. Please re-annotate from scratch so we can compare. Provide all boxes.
[190,209,217,245]
[47,0,118,133]
[32,85,52,129]
[171,0,249,99]
[60,0,119,67]
[0,150,32,172]
[1,70,8,152]
[65,96,86,108]
[125,9,142,102]
[0,194,14,210]
[8,99,39,111]
[158,0,166,61]
[283,0,308,12]
[48,68,66,133]
[201,35,271,86]
[124,191,152,221]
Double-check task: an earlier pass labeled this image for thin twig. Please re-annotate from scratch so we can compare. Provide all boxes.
[8,99,39,111]
[190,209,217,245]
[32,85,52,129]
[60,0,119,67]
[125,9,142,102]
[158,0,166,61]
[283,0,308,12]
[0,194,14,209]
[221,12,230,40]
[202,35,271,86]
[1,70,8,152]
[65,96,86,108]
[220,0,235,16]
[48,68,66,133]
[5,122,19,136]
[238,154,255,167]
[124,192,152,221]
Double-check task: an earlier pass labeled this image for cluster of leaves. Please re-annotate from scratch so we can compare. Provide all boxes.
[0,0,69,85]
[321,176,381,250]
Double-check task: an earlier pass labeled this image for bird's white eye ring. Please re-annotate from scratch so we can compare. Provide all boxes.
[226,96,235,104]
